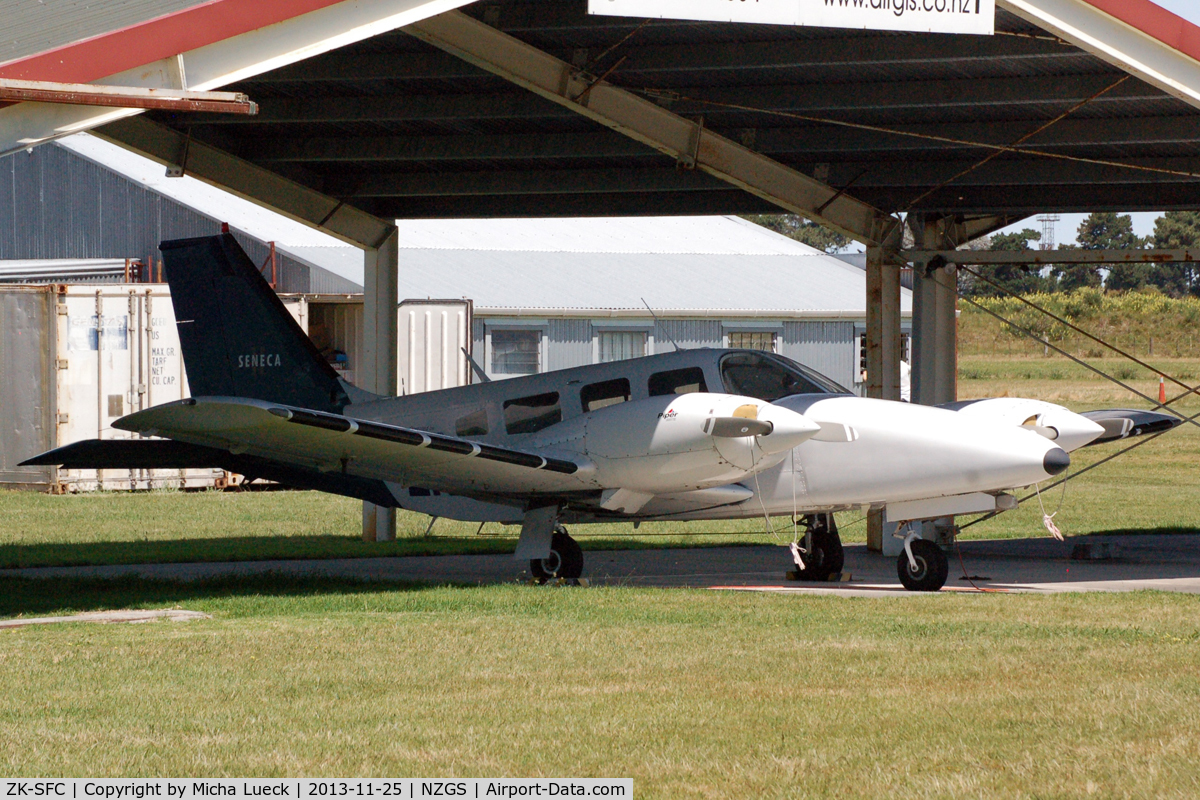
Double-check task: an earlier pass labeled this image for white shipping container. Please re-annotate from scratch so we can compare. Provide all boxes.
[278,295,473,394]
[0,283,227,492]
[398,299,472,394]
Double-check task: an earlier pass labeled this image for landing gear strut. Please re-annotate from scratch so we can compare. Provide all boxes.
[896,535,948,592]
[530,525,584,584]
[788,513,844,582]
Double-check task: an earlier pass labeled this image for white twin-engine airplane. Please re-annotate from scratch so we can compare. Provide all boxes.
[24,234,1180,591]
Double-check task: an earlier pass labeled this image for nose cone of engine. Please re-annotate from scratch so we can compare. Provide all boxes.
[755,403,822,454]
[1043,446,1070,476]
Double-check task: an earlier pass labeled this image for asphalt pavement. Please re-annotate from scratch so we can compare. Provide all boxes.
[4,533,1200,596]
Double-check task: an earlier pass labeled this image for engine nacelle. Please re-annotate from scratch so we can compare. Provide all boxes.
[951,398,1106,452]
[571,392,820,493]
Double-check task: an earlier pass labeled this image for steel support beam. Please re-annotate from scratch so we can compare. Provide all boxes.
[865,238,902,554]
[854,183,1200,214]
[93,116,393,248]
[909,217,962,408]
[865,245,904,405]
[905,247,1200,264]
[0,80,258,114]
[362,227,400,542]
[403,11,895,245]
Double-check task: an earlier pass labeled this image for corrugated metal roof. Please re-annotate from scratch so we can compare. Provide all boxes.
[393,215,828,255]
[395,247,910,315]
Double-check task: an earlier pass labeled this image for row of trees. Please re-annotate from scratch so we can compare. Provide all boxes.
[965,211,1200,298]
[746,211,1200,299]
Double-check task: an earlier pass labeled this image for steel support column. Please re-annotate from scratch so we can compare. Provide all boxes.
[910,219,958,408]
[865,240,902,552]
[362,227,400,542]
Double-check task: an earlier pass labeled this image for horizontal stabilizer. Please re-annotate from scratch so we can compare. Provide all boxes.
[1080,409,1182,445]
[21,437,403,508]
[20,439,226,468]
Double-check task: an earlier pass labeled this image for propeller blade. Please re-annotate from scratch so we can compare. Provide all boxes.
[710,417,773,438]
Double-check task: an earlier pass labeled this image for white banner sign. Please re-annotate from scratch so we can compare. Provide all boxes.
[588,0,995,36]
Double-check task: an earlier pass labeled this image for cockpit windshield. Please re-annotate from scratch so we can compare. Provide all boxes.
[720,351,849,401]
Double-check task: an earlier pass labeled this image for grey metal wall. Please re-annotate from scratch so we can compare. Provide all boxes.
[656,320,722,351]
[0,143,323,292]
[546,319,591,372]
[781,321,857,390]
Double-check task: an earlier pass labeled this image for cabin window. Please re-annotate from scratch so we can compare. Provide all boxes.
[491,329,540,374]
[648,367,708,397]
[720,352,845,401]
[728,331,777,353]
[581,378,631,412]
[455,408,488,437]
[503,392,563,435]
[598,331,646,362]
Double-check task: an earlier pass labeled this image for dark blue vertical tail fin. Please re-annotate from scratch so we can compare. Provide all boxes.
[160,233,355,412]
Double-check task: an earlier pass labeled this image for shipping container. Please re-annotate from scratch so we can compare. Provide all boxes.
[279,295,472,394]
[0,283,227,491]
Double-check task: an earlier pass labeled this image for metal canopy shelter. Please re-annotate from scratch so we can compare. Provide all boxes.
[142,4,1200,220]
[6,0,1200,544]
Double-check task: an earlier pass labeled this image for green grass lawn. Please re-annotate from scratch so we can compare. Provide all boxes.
[4,346,1200,794]
[2,575,1199,797]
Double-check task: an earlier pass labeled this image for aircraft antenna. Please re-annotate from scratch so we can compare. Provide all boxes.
[462,347,492,383]
[641,298,681,351]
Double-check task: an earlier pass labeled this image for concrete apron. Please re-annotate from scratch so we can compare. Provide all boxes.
[4,534,1200,596]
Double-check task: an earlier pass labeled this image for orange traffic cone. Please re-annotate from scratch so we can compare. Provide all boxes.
[1159,375,1167,405]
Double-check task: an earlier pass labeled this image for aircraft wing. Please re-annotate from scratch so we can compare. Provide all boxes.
[1080,408,1183,445]
[104,397,592,499]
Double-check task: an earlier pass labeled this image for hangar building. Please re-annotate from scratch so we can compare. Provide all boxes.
[392,215,910,391]
[0,137,359,293]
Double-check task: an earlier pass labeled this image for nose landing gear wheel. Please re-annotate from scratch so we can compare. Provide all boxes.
[792,514,844,582]
[530,529,584,584]
[897,539,949,592]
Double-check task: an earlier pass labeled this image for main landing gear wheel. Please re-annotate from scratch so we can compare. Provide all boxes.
[897,539,949,592]
[530,528,584,584]
[792,514,844,582]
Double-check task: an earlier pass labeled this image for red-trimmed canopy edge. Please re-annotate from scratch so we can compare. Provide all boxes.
[0,0,347,83]
[1064,0,1200,63]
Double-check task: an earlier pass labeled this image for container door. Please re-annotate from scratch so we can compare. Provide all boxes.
[0,287,54,489]
[398,300,473,394]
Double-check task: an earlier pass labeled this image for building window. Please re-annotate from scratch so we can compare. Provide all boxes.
[581,378,631,412]
[491,329,540,374]
[649,367,708,397]
[598,330,646,362]
[503,392,562,435]
[728,331,777,352]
